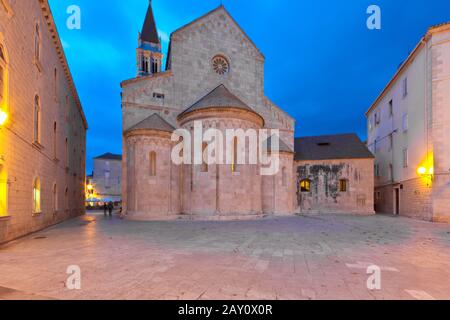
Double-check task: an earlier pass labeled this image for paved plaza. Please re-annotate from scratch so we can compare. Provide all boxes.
[0,212,450,300]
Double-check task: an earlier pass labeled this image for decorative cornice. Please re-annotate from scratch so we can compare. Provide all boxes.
[124,128,173,140]
[38,0,88,129]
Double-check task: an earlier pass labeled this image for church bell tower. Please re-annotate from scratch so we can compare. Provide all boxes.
[137,0,163,77]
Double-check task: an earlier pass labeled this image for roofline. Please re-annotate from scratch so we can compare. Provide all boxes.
[169,5,265,61]
[121,70,173,87]
[365,22,450,116]
[124,113,176,134]
[94,155,122,160]
[39,0,88,129]
[295,156,375,161]
[177,106,266,127]
[294,133,360,140]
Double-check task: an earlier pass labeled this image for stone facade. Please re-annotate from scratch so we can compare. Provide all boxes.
[296,159,375,215]
[92,153,122,203]
[121,4,373,220]
[367,23,450,222]
[0,0,87,243]
[121,5,296,220]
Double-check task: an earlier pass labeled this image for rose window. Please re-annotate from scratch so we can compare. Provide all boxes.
[212,56,229,75]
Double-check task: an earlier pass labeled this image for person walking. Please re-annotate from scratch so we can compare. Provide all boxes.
[103,202,107,217]
[108,201,114,217]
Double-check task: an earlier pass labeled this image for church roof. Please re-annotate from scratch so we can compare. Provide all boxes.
[178,84,257,118]
[264,135,294,154]
[294,134,374,161]
[141,1,160,44]
[166,5,264,70]
[95,153,122,161]
[126,113,175,134]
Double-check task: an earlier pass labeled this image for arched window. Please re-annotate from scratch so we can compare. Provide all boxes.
[149,151,156,176]
[53,122,57,159]
[201,143,208,173]
[65,137,69,168]
[282,167,287,187]
[34,23,40,62]
[33,177,41,214]
[0,165,7,217]
[339,179,348,192]
[300,179,311,193]
[231,137,238,173]
[145,58,149,74]
[0,44,7,106]
[52,183,58,213]
[34,95,40,143]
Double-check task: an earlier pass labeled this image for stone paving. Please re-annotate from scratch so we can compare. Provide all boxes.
[0,211,450,300]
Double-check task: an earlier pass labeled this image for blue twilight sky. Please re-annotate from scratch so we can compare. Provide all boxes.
[48,0,450,174]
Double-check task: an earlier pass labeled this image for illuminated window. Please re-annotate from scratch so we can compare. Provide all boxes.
[33,177,41,214]
[34,23,41,63]
[300,179,311,193]
[34,95,41,143]
[339,179,348,192]
[0,165,7,217]
[201,143,208,173]
[149,151,156,176]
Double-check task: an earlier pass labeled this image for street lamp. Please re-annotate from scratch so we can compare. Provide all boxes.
[0,110,7,126]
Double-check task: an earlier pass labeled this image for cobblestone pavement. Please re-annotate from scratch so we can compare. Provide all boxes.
[0,212,450,300]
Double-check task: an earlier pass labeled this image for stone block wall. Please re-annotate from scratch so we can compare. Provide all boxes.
[295,158,374,215]
[124,132,180,219]
[0,0,87,243]
[431,26,450,222]
[399,177,433,221]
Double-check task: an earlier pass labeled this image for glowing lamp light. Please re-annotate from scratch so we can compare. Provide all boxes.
[0,110,7,126]
[417,166,434,177]
[417,166,427,175]
[87,184,94,191]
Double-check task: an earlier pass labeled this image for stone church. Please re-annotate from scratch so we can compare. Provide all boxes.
[121,3,375,220]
